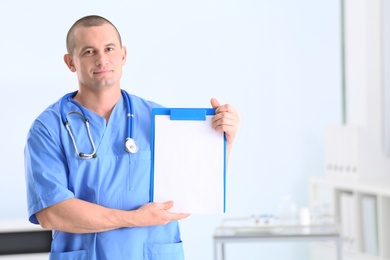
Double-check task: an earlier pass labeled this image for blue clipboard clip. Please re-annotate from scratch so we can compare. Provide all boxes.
[170,109,206,121]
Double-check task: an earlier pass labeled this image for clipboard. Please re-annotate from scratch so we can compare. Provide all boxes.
[150,108,226,214]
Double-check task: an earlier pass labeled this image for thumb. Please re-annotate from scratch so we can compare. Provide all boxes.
[210,98,220,109]
[160,200,174,210]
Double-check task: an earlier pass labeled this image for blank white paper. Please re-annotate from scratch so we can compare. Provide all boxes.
[152,114,225,214]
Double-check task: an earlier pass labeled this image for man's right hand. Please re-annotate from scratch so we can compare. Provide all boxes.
[133,201,190,227]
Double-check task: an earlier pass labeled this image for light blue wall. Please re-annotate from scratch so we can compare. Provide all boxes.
[0,1,342,259]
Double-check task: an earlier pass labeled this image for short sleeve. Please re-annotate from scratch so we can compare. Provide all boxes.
[24,121,74,224]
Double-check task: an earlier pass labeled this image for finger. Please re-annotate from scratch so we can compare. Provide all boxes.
[210,98,220,109]
[214,104,237,114]
[212,111,239,128]
[167,212,191,220]
[212,116,235,129]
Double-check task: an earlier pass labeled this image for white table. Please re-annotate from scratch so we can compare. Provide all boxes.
[213,223,342,260]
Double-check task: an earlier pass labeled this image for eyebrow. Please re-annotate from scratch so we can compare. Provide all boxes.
[105,43,117,48]
[105,43,117,47]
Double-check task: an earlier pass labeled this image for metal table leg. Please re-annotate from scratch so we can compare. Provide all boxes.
[213,240,226,260]
[221,243,225,260]
[336,237,342,260]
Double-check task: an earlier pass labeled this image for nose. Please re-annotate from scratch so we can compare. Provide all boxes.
[95,52,108,67]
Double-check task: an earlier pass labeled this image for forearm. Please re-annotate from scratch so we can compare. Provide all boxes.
[36,198,189,234]
[36,198,137,233]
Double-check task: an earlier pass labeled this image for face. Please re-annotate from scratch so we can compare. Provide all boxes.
[64,23,126,91]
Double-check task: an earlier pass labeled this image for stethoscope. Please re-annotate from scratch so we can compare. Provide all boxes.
[60,89,138,159]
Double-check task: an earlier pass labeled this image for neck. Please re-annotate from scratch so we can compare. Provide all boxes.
[73,87,121,122]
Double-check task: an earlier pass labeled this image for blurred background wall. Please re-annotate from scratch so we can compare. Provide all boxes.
[0,1,342,259]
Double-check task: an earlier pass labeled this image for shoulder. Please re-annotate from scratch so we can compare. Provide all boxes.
[127,94,164,111]
[28,97,63,136]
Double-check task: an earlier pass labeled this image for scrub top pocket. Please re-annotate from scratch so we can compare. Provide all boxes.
[49,249,88,260]
[128,150,151,191]
[143,242,184,260]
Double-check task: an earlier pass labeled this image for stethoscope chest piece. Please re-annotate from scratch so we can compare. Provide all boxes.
[125,138,138,153]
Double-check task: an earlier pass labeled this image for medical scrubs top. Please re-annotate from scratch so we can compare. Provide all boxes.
[24,92,184,260]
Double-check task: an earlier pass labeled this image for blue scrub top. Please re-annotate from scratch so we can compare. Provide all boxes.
[24,92,184,260]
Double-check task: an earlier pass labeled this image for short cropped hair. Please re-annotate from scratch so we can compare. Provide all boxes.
[66,15,122,55]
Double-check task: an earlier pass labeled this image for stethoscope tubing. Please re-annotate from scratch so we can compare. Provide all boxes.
[121,89,134,140]
[60,89,136,159]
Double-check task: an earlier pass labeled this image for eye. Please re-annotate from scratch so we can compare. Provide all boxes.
[83,49,94,55]
[106,47,114,52]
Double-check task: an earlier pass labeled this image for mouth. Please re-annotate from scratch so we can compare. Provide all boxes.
[93,69,113,76]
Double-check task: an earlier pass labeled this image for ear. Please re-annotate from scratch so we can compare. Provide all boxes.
[121,46,127,65]
[64,54,76,72]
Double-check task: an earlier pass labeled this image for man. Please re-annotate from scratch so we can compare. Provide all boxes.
[24,15,239,259]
